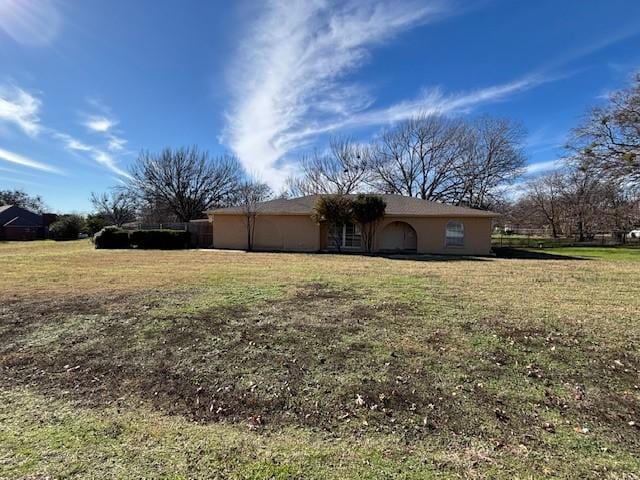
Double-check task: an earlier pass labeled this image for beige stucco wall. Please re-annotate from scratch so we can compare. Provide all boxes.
[212,214,321,252]
[210,213,493,255]
[375,216,493,255]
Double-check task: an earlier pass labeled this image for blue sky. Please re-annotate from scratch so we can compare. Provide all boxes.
[1,0,639,212]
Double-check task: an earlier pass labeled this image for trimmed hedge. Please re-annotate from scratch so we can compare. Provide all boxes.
[129,229,190,249]
[93,228,191,249]
[94,227,131,249]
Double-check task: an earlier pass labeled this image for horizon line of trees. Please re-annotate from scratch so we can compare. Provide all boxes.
[5,75,638,241]
[501,73,640,240]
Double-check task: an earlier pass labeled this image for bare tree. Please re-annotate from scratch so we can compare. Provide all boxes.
[285,137,371,196]
[238,180,272,251]
[90,190,136,227]
[526,172,565,237]
[371,122,418,196]
[125,147,242,222]
[505,164,640,239]
[571,73,640,186]
[559,166,602,241]
[371,114,466,201]
[369,114,524,208]
[456,117,526,208]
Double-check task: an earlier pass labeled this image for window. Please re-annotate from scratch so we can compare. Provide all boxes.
[445,220,464,247]
[344,222,361,248]
[329,222,361,249]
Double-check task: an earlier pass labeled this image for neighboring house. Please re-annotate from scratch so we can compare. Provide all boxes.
[0,205,51,241]
[207,194,498,255]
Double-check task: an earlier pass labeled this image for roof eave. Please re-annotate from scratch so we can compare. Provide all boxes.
[209,211,499,217]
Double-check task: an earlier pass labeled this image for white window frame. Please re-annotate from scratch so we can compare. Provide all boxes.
[445,220,464,247]
[329,222,362,249]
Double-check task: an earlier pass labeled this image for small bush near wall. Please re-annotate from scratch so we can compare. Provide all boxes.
[129,230,190,249]
[94,227,131,249]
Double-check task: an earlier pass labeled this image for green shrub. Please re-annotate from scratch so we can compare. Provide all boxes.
[85,214,108,236]
[49,214,86,240]
[129,230,190,249]
[94,227,131,249]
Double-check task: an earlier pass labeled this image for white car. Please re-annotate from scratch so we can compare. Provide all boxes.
[628,229,640,239]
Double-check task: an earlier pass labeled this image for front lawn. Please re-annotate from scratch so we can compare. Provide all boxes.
[1,241,639,479]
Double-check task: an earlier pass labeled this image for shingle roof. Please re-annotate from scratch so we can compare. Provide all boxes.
[0,204,44,226]
[208,194,498,218]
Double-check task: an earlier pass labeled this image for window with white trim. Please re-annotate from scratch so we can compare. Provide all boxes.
[445,220,464,246]
[329,222,361,248]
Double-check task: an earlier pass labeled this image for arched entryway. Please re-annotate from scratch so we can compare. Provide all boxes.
[380,221,417,252]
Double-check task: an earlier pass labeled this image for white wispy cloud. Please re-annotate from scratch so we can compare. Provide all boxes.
[0,84,42,136]
[55,132,131,178]
[106,135,127,152]
[0,0,62,46]
[84,115,116,133]
[294,74,551,139]
[82,112,127,152]
[0,89,136,178]
[224,0,637,188]
[225,0,451,187]
[0,146,62,174]
[523,159,566,176]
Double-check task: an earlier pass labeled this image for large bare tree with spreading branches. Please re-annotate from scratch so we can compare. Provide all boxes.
[125,147,242,222]
[455,116,526,208]
[371,114,467,201]
[370,114,525,208]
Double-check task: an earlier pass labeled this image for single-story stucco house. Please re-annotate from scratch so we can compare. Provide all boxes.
[207,194,498,255]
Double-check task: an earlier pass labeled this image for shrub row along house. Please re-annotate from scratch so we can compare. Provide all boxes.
[207,194,497,255]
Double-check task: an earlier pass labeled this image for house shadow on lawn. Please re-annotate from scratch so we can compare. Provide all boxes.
[377,252,491,262]
[492,247,586,261]
[354,248,586,262]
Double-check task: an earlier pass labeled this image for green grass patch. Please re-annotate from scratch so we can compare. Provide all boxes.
[1,241,639,478]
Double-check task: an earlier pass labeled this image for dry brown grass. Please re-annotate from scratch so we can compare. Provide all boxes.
[1,240,639,479]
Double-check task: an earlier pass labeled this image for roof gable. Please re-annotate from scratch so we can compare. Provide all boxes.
[208,194,498,218]
[0,205,43,226]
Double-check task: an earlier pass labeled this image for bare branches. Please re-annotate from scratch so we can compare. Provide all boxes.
[504,169,639,239]
[456,117,526,208]
[570,73,640,185]
[370,114,524,208]
[89,190,136,227]
[125,147,243,222]
[285,137,371,196]
[526,172,565,238]
[238,179,272,251]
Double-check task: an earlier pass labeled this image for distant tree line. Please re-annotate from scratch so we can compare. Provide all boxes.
[500,74,640,240]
